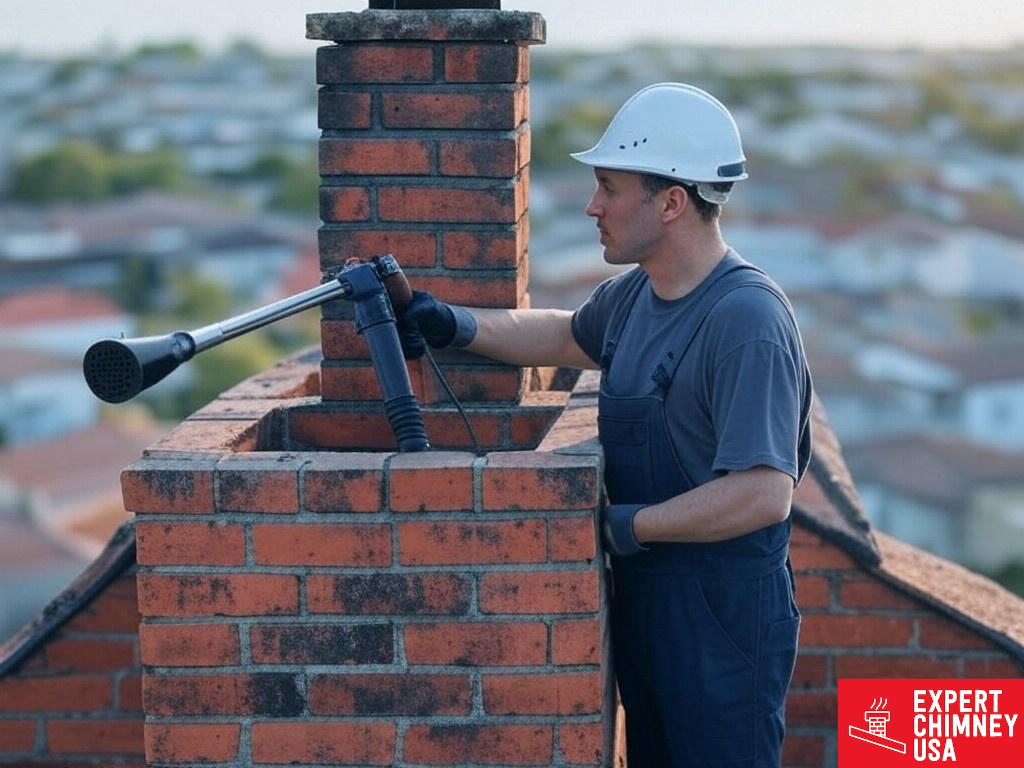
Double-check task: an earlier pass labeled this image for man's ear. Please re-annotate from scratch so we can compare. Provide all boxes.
[661,185,688,223]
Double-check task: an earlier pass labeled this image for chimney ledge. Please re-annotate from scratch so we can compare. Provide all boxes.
[307,9,546,44]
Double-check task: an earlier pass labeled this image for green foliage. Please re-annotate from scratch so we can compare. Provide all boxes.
[168,273,233,325]
[10,142,188,203]
[130,41,201,61]
[988,561,1024,599]
[269,158,319,218]
[531,102,616,169]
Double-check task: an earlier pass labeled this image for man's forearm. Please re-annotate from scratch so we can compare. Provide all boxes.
[462,307,598,369]
[632,466,793,544]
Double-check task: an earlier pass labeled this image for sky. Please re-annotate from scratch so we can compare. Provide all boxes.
[2,0,1023,56]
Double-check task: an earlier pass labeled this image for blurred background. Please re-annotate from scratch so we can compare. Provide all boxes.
[2,1,1024,645]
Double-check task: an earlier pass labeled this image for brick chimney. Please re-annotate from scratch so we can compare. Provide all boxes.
[121,5,613,767]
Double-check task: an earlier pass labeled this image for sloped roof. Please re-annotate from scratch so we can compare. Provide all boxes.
[842,433,1024,511]
[0,287,123,328]
[0,347,76,383]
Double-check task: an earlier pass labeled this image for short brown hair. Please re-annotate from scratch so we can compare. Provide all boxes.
[639,173,731,223]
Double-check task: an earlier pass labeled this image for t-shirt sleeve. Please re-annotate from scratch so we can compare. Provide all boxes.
[709,334,804,484]
[570,272,629,366]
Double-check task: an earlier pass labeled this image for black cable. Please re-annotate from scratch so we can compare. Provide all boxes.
[422,346,482,456]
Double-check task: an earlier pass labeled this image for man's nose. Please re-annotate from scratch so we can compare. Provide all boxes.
[585,193,601,218]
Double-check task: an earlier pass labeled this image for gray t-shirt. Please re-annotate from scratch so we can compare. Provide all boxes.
[571,249,812,488]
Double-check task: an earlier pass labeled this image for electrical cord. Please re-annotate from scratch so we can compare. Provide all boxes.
[422,346,483,456]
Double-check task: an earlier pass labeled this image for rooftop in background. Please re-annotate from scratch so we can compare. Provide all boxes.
[0,287,122,328]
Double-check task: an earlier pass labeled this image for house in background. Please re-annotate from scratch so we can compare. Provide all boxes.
[844,434,1024,573]
[0,348,96,447]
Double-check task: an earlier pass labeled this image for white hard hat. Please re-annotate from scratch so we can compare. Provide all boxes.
[571,82,747,204]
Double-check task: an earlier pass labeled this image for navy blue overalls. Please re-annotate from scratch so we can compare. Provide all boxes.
[598,260,802,767]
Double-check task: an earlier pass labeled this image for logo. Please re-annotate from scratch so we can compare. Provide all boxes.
[839,679,1022,765]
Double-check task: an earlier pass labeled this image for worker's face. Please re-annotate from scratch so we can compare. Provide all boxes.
[585,169,662,266]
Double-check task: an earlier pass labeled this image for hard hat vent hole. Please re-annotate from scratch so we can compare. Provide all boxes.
[633,141,638,147]
[672,168,676,172]
[643,138,647,143]
[619,144,625,150]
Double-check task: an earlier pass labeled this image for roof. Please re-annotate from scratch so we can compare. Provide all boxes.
[0,287,123,328]
[0,422,165,508]
[842,433,1024,511]
[0,347,77,383]
[920,338,1024,386]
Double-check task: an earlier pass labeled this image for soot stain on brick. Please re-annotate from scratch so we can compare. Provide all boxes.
[152,470,195,503]
[246,674,303,717]
[275,625,392,664]
[218,472,254,506]
[539,467,595,506]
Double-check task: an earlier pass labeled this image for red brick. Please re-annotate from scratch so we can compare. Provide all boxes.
[405,724,551,765]
[145,723,239,764]
[485,672,601,715]
[0,676,112,712]
[508,408,561,450]
[795,574,830,609]
[308,573,471,615]
[320,138,431,175]
[317,45,433,84]
[790,542,859,571]
[135,521,245,566]
[781,733,826,767]
[217,455,302,513]
[137,574,298,617]
[303,452,386,512]
[45,637,136,672]
[288,409,397,450]
[442,228,521,270]
[382,90,525,130]
[964,658,1023,677]
[251,623,392,665]
[405,621,547,666]
[252,523,390,567]
[320,320,370,360]
[144,674,302,717]
[318,91,372,129]
[423,409,504,450]
[413,273,525,308]
[319,229,437,271]
[435,368,527,403]
[445,44,528,83]
[148,418,259,453]
[47,719,144,755]
[791,653,829,688]
[799,615,914,647]
[918,616,999,651]
[379,185,520,224]
[560,722,603,765]
[785,691,838,726]
[63,584,141,633]
[483,453,600,510]
[400,520,545,565]
[440,137,521,177]
[120,675,143,712]
[121,459,215,514]
[388,451,475,512]
[0,721,35,752]
[790,525,824,546]
[839,578,922,611]
[552,619,600,665]
[834,654,958,681]
[251,722,394,765]
[309,674,470,715]
[139,623,240,667]
[480,571,600,614]
[551,516,597,562]
[320,187,371,222]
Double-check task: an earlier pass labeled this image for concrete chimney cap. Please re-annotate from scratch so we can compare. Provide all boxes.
[306,9,546,44]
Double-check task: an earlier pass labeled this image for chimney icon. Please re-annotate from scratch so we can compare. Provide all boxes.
[849,697,907,753]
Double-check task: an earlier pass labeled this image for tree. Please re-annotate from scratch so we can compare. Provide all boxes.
[10,142,110,202]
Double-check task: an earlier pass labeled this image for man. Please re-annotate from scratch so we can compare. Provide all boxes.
[400,83,812,768]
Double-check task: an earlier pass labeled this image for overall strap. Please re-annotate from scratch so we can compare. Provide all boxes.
[599,268,648,373]
[650,263,787,393]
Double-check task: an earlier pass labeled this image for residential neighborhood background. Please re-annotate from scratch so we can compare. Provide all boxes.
[2,38,1024,645]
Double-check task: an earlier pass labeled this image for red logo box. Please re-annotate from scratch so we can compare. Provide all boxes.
[839,679,1022,766]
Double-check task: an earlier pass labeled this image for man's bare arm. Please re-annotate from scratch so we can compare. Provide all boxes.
[632,466,793,544]
[462,308,599,370]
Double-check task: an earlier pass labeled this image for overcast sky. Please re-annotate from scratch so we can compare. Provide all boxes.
[2,1,1022,56]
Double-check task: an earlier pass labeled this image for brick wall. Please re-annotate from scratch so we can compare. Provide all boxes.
[123,444,608,767]
[313,8,542,408]
[783,526,1023,767]
[0,570,144,766]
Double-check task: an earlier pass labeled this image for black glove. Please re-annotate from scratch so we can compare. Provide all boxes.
[396,290,478,360]
[602,503,649,556]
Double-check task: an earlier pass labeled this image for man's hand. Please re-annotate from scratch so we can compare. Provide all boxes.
[602,503,649,556]
[395,290,478,360]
